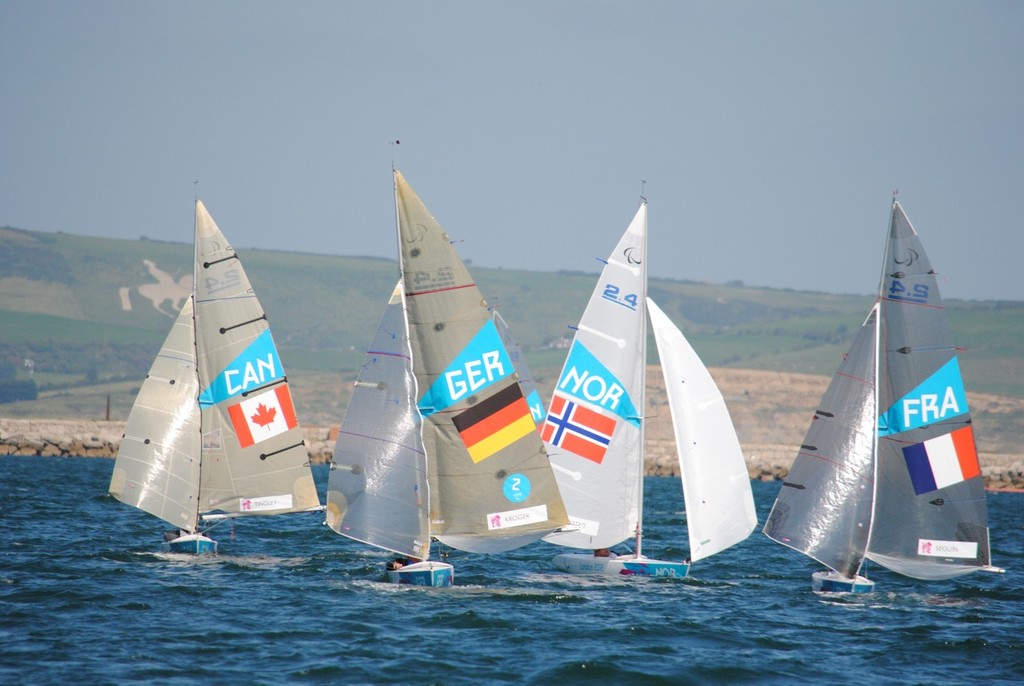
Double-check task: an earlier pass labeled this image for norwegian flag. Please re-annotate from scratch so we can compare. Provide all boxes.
[541,394,617,464]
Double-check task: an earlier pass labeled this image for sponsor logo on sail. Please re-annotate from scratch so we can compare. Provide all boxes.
[917,538,978,559]
[486,505,548,530]
[565,515,600,537]
[240,494,294,512]
[902,425,980,495]
[502,473,531,503]
[451,384,536,463]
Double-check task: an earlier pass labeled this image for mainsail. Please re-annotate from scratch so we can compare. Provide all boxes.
[542,202,648,550]
[394,169,567,554]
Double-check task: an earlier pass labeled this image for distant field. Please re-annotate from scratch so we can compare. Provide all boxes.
[3,226,1022,412]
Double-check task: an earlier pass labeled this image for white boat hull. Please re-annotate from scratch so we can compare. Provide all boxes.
[811,570,874,593]
[385,560,454,587]
[552,552,689,579]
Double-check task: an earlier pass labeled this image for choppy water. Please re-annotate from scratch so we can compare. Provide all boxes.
[1,455,1021,685]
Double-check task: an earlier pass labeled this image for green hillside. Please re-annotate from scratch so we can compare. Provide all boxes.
[2,226,1022,418]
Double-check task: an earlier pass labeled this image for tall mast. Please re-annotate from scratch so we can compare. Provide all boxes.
[634,195,649,558]
[190,198,203,533]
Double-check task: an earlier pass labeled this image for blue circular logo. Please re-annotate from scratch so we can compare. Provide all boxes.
[503,473,531,503]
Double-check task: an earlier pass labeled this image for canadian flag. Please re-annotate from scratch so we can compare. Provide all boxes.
[227,385,298,448]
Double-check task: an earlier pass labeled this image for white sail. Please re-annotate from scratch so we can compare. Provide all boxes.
[762,306,879,579]
[325,282,431,560]
[646,297,757,562]
[543,202,648,550]
[110,199,321,536]
[110,297,203,531]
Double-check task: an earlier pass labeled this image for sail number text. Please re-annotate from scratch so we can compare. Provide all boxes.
[602,284,639,311]
[888,279,929,304]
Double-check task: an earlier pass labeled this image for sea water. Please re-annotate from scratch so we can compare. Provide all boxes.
[1,455,1020,685]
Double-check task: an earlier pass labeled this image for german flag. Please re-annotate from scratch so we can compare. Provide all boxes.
[452,384,536,463]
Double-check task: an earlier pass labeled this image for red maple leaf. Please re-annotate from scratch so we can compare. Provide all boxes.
[249,403,277,428]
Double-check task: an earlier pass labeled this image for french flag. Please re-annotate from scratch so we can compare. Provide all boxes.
[902,425,981,495]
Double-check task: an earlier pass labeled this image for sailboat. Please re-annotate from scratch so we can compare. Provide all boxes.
[541,198,757,577]
[324,169,569,586]
[109,199,322,554]
[763,198,1003,592]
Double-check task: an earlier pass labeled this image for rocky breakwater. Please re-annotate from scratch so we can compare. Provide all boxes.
[0,418,338,463]
[2,418,1022,492]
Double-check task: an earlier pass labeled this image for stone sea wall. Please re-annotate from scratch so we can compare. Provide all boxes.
[2,418,1022,491]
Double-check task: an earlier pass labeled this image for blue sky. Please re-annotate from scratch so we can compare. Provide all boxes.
[2,1,1022,301]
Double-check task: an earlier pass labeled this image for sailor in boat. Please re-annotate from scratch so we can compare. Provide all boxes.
[386,556,421,570]
[593,548,616,558]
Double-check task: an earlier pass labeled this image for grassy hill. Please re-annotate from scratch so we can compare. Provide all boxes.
[2,226,1023,430]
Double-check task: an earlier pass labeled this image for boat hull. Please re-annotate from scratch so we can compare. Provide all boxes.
[162,533,218,555]
[385,560,454,587]
[552,552,689,578]
[812,570,874,593]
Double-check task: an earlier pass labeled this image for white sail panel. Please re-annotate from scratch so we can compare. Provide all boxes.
[646,298,756,562]
[763,306,878,578]
[110,298,202,531]
[325,282,431,560]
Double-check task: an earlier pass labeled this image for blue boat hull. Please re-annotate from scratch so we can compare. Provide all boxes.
[812,570,874,593]
[162,533,218,555]
[385,561,454,587]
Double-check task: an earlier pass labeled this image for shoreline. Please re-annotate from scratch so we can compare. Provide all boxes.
[3,417,1022,492]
